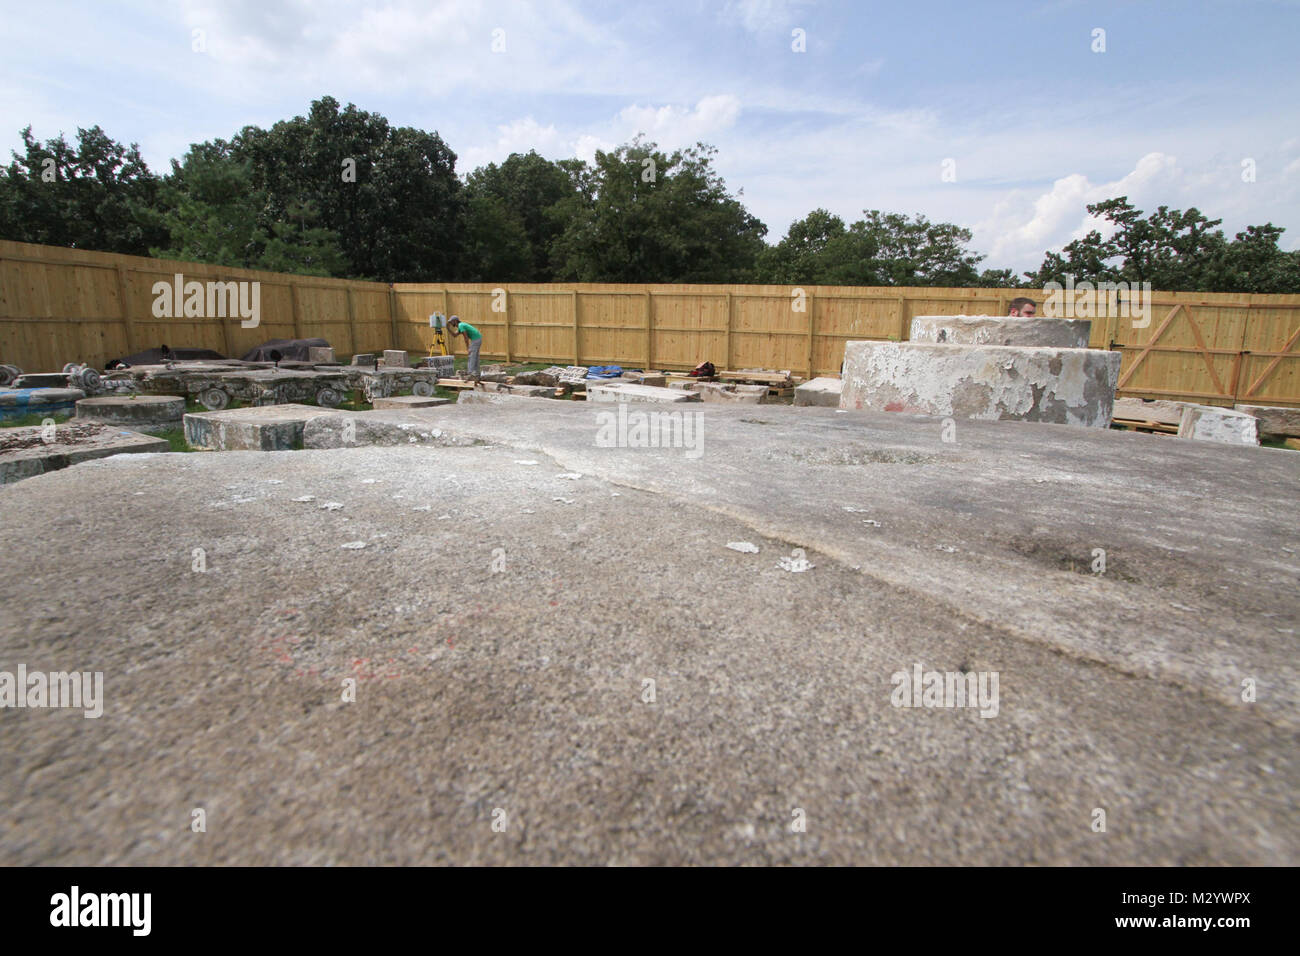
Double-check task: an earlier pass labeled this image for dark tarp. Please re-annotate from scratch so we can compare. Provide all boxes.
[108,346,227,367]
[241,338,330,362]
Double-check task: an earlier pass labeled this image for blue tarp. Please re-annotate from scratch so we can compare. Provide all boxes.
[585,366,624,379]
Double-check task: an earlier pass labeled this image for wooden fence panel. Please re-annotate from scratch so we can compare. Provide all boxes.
[3,241,1298,407]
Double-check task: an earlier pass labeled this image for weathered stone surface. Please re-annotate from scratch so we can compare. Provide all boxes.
[692,382,767,404]
[382,350,409,368]
[351,353,376,366]
[76,394,185,432]
[371,395,453,409]
[1179,404,1258,445]
[455,391,534,406]
[307,347,336,364]
[1113,397,1187,426]
[840,341,1120,427]
[303,409,479,449]
[513,369,560,386]
[1234,404,1300,440]
[794,377,844,407]
[619,372,667,387]
[0,387,86,421]
[184,404,339,451]
[910,314,1092,349]
[12,373,68,389]
[587,382,701,404]
[0,420,168,483]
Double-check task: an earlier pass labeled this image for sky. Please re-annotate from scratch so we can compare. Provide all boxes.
[2,0,1298,273]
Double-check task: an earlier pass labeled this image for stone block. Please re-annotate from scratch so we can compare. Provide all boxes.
[0,387,86,422]
[619,372,667,387]
[371,395,453,409]
[1234,404,1300,441]
[692,382,767,404]
[307,347,337,364]
[910,315,1092,349]
[183,404,339,451]
[351,353,376,366]
[794,377,843,407]
[1,421,168,484]
[303,410,478,449]
[382,350,409,368]
[1179,405,1259,445]
[1113,397,1187,426]
[76,394,185,432]
[587,382,701,404]
[840,341,1120,428]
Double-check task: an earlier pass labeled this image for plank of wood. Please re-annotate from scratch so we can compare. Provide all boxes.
[720,370,792,385]
[436,378,475,389]
[1284,438,1300,451]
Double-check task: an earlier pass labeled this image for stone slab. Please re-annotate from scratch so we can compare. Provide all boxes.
[302,409,482,449]
[910,314,1092,349]
[307,347,336,364]
[1179,404,1259,445]
[690,382,767,404]
[0,387,86,421]
[352,353,376,366]
[1234,404,1300,441]
[0,406,1294,865]
[587,382,701,404]
[840,341,1120,428]
[76,394,185,432]
[382,350,409,368]
[0,420,168,484]
[183,403,340,451]
[619,372,667,387]
[794,377,844,407]
[1113,397,1187,426]
[371,395,453,410]
[12,373,68,388]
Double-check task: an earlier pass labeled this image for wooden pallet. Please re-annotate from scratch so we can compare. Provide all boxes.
[1111,417,1179,435]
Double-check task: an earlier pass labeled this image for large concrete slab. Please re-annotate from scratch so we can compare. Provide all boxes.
[910,314,1092,349]
[184,403,340,451]
[0,420,167,483]
[76,394,185,432]
[1179,404,1259,445]
[1113,397,1186,426]
[587,382,701,403]
[794,377,843,407]
[371,394,453,410]
[0,402,1294,865]
[1236,404,1300,441]
[0,387,86,422]
[841,341,1121,427]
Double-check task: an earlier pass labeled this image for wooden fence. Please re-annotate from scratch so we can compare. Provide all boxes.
[3,240,1298,407]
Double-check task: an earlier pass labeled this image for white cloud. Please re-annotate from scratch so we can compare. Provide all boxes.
[617,95,742,146]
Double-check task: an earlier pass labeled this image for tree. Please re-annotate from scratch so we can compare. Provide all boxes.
[464,151,578,280]
[0,125,167,255]
[149,141,347,276]
[1024,197,1300,293]
[550,138,767,283]
[233,97,465,281]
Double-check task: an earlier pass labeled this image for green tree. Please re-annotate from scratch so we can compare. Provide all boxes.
[1024,197,1300,292]
[0,125,167,255]
[464,150,578,280]
[234,97,465,281]
[550,138,767,282]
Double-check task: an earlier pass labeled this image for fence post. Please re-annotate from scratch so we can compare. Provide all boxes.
[897,296,908,340]
[115,265,138,356]
[725,292,733,371]
[345,287,357,357]
[388,286,399,352]
[645,291,653,369]
[806,290,816,378]
[503,289,512,364]
[290,283,303,341]
[572,290,580,365]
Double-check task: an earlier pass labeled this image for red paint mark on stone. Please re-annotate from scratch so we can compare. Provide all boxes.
[884,401,905,412]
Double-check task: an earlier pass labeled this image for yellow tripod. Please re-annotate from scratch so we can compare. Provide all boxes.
[428,313,451,357]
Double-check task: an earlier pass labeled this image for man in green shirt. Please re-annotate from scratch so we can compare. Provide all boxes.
[447,316,483,381]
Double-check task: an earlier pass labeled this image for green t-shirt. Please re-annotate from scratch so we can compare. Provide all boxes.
[457,322,482,341]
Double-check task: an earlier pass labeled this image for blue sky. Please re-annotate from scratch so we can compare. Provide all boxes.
[3,0,1298,272]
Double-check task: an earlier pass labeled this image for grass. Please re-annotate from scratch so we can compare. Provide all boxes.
[0,410,72,429]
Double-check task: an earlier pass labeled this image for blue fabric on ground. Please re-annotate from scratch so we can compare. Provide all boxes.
[585,366,623,379]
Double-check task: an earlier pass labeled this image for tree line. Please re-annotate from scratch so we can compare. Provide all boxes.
[1,96,1296,293]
